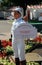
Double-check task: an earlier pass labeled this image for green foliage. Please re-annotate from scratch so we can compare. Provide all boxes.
[5,45,13,52]
[0,57,15,65]
[0,0,42,10]
[0,57,40,65]
[25,45,32,50]
[26,62,40,65]
[5,45,14,55]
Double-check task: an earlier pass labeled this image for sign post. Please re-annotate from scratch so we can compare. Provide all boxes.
[14,23,37,40]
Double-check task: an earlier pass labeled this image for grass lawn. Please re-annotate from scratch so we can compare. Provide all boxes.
[28,19,42,23]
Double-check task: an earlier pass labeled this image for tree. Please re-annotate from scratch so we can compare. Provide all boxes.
[0,0,42,11]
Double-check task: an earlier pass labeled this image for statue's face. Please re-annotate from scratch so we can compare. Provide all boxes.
[14,11,21,19]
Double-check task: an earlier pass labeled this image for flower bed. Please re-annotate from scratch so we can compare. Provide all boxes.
[0,57,40,65]
[0,57,15,65]
[0,39,13,57]
[0,35,42,57]
[0,38,42,65]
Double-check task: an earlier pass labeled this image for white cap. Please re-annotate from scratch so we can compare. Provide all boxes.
[11,7,24,17]
[14,7,22,14]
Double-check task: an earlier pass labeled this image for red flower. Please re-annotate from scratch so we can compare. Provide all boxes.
[1,40,7,47]
[35,36,41,43]
[7,41,12,46]
[0,52,3,57]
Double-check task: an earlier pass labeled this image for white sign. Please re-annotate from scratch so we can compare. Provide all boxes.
[38,13,42,21]
[14,23,37,39]
[38,16,42,21]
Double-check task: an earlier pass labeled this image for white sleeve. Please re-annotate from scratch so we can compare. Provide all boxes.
[11,22,15,35]
[11,23,15,45]
[11,22,17,45]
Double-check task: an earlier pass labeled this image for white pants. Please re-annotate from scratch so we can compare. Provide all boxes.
[12,38,25,61]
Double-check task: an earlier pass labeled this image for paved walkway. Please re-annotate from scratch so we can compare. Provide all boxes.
[31,48,42,56]
[0,32,11,40]
[0,20,12,40]
[25,53,42,62]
